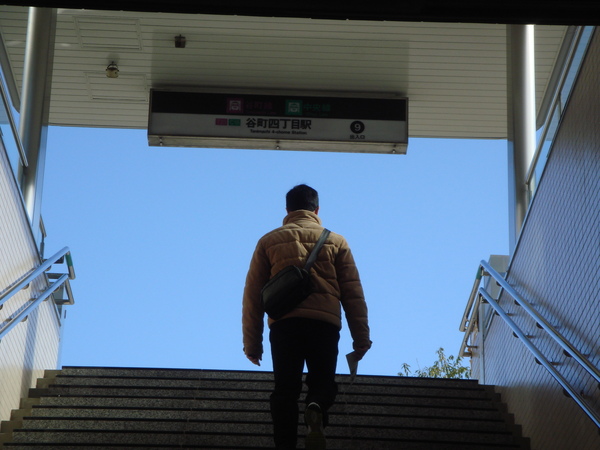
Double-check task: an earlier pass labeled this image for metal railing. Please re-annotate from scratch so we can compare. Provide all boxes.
[460,259,600,429]
[0,59,28,169]
[0,247,75,342]
[526,26,594,202]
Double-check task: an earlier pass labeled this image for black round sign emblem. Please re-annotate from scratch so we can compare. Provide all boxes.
[350,121,365,134]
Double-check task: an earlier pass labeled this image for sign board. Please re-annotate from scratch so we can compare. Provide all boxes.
[148,90,408,154]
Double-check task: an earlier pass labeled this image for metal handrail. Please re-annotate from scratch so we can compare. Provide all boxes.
[460,259,600,429]
[479,288,600,429]
[0,274,69,341]
[0,247,75,341]
[0,63,28,167]
[479,260,600,385]
[459,265,483,333]
[459,264,490,357]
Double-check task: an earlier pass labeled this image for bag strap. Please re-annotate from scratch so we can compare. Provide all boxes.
[304,229,330,271]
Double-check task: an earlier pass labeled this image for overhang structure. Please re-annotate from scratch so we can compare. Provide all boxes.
[0,5,570,142]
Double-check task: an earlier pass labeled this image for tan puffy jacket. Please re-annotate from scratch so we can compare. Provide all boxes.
[242,210,371,359]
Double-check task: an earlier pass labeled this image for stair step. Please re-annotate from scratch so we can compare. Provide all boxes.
[29,394,500,415]
[36,381,492,402]
[0,367,529,449]
[56,367,479,388]
[17,412,510,432]
[6,428,521,447]
[26,402,509,421]
[58,367,274,381]
[30,385,497,405]
[2,444,524,450]
[54,368,489,394]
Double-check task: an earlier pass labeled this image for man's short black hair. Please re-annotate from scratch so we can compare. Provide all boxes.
[286,184,319,212]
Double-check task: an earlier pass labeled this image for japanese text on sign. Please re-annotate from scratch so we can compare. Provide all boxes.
[246,118,313,130]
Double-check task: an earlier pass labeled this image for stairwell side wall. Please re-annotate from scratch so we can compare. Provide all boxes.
[0,141,61,423]
[470,30,600,450]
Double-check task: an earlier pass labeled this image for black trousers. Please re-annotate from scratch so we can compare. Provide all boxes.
[269,318,340,449]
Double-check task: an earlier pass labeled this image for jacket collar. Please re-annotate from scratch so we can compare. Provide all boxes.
[283,209,322,226]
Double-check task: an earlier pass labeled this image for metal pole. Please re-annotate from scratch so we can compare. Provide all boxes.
[506,24,536,253]
[18,7,56,239]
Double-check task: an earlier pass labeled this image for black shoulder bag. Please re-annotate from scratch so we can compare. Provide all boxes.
[261,229,331,320]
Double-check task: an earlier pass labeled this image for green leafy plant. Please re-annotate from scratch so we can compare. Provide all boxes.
[399,347,471,379]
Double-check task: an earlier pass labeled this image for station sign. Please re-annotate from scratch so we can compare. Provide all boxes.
[148,90,408,154]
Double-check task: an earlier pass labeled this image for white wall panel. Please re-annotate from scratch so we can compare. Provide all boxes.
[469,30,600,450]
[0,142,61,423]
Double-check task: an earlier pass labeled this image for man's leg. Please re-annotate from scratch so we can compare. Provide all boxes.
[304,320,340,420]
[270,319,305,449]
[303,320,339,450]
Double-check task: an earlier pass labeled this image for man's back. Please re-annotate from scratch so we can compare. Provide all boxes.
[242,209,369,357]
[241,184,371,449]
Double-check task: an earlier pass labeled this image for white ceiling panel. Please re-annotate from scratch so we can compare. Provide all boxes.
[0,5,567,138]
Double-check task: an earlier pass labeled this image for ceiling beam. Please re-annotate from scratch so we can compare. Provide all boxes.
[3,1,600,26]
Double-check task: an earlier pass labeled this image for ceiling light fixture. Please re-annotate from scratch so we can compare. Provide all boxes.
[175,35,186,48]
[106,62,119,78]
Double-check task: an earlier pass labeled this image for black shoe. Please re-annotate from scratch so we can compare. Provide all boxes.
[305,402,326,450]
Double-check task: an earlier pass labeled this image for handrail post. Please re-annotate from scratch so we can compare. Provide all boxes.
[0,247,74,309]
[65,252,76,279]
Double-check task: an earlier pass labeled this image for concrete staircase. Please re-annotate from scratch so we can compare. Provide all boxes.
[0,366,529,449]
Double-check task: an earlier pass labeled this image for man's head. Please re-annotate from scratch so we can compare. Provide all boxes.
[286,184,319,213]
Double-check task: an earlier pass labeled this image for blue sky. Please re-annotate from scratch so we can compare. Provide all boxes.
[42,127,508,376]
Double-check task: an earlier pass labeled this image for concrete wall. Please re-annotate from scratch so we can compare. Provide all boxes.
[0,141,62,422]
[470,30,600,450]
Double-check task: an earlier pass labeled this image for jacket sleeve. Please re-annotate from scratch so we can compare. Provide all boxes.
[242,240,271,358]
[335,239,372,350]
